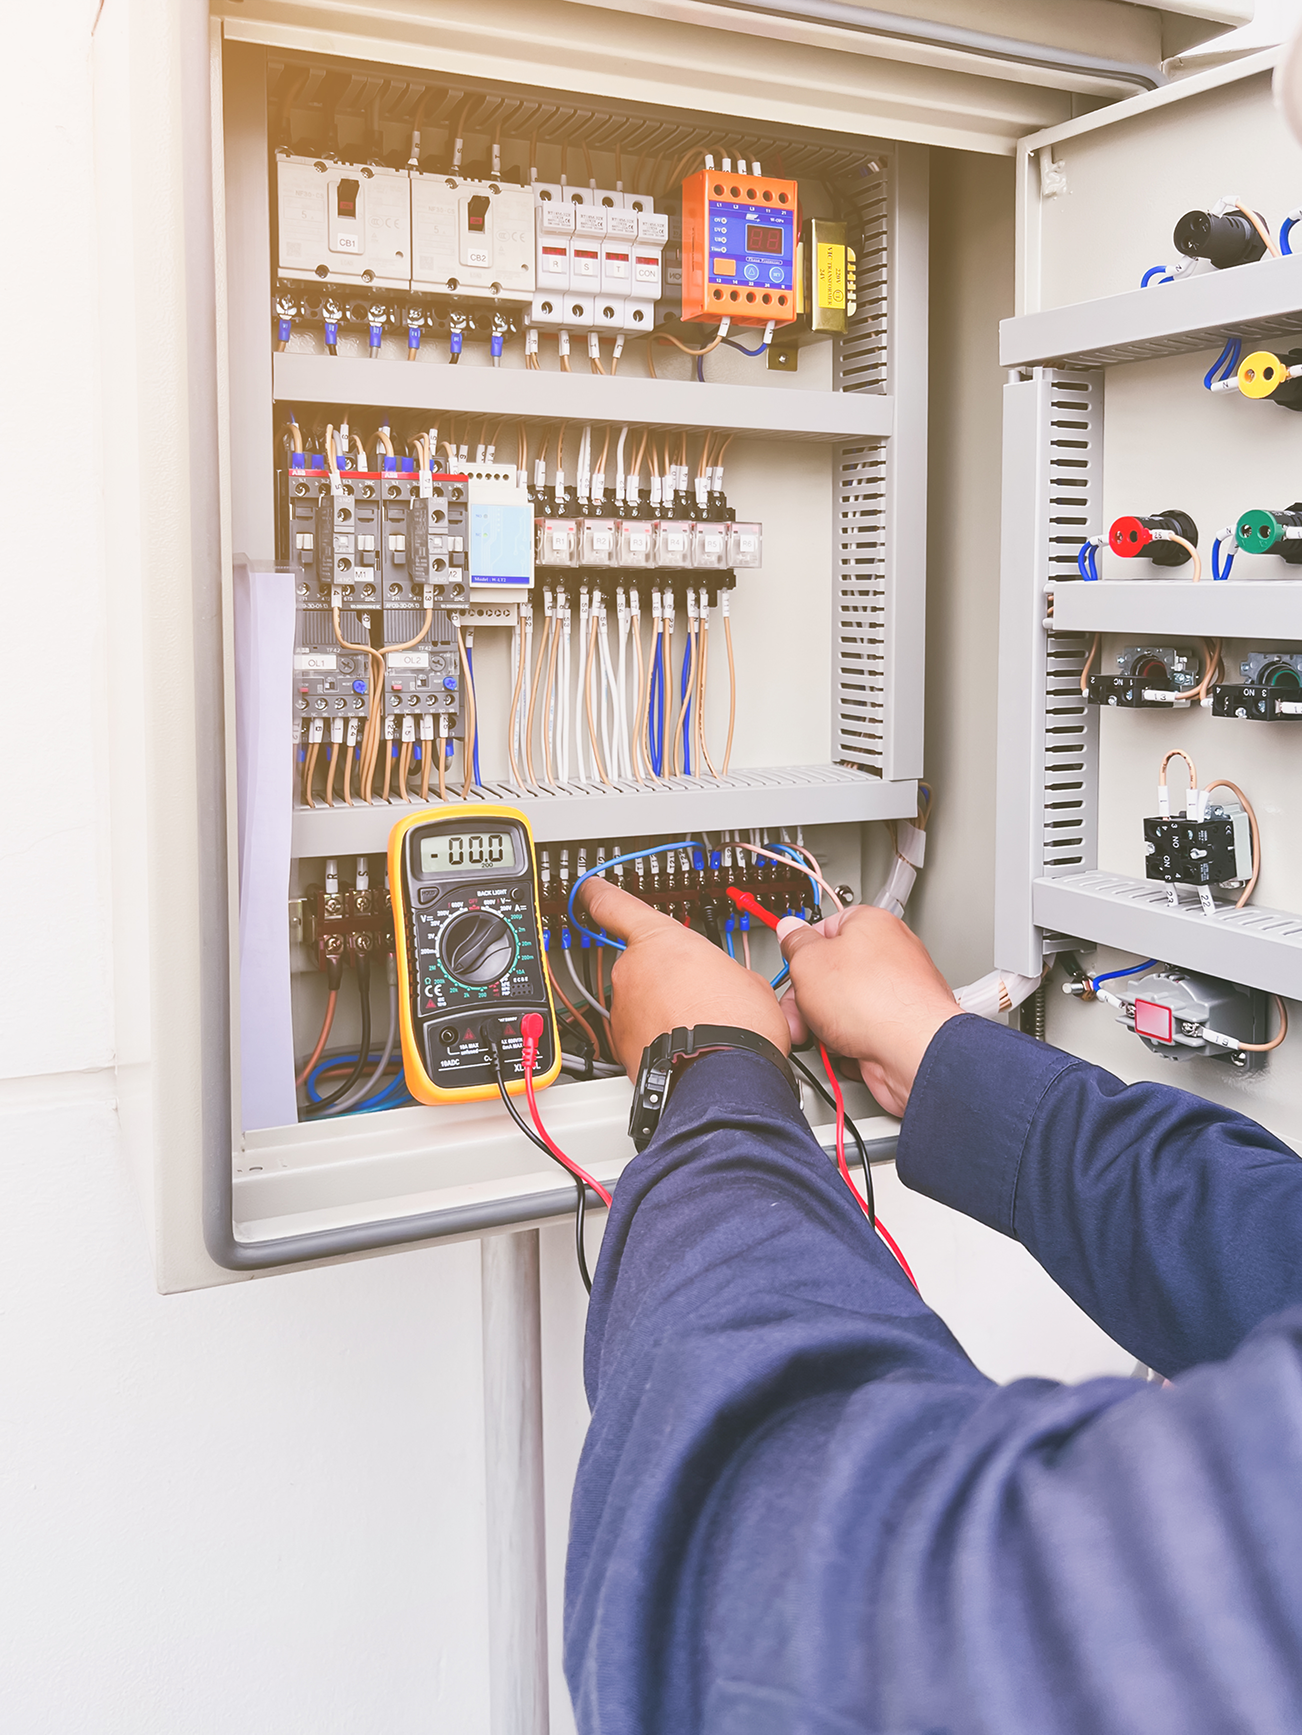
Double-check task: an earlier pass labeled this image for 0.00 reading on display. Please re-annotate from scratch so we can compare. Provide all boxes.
[420,831,516,875]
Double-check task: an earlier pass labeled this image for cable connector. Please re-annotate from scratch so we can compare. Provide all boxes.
[557,328,571,365]
[587,330,601,365]
[612,333,625,370]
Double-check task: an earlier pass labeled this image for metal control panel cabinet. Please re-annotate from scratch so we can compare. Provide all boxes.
[996,54,1302,1010]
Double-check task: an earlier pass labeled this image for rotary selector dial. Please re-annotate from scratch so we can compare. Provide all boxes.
[440,908,516,986]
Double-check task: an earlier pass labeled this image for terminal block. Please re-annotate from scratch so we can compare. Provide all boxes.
[1212,650,1302,720]
[1089,644,1202,708]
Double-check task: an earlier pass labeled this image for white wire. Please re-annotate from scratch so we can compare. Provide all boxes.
[615,605,632,779]
[559,607,572,782]
[577,594,592,783]
[598,602,617,780]
[565,943,611,1021]
[730,840,845,913]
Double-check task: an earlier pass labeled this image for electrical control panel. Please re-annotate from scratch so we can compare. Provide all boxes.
[151,33,930,1281]
[997,59,1301,1110]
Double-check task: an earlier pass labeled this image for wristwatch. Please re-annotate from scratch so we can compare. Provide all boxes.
[628,1024,799,1151]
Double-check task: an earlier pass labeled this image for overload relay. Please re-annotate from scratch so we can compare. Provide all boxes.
[1089,644,1201,708]
[293,607,372,721]
[382,607,461,722]
[1144,804,1252,887]
[1212,650,1302,721]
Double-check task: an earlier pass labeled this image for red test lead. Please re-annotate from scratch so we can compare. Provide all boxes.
[726,886,782,931]
[521,1013,613,1208]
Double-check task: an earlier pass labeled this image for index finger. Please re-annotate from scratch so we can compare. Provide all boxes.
[579,874,677,944]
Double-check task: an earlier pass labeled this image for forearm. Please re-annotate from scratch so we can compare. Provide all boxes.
[897,1015,1302,1374]
[568,1049,988,1727]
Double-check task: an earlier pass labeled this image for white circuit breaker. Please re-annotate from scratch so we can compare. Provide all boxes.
[275,154,411,288]
[410,174,535,299]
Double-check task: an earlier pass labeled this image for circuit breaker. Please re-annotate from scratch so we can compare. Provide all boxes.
[276,154,411,289]
[410,174,535,300]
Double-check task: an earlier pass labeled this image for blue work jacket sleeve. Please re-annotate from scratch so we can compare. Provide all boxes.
[566,1037,1302,1735]
[897,1014,1302,1377]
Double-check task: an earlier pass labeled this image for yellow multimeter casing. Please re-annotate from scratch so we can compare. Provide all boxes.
[388,804,562,1105]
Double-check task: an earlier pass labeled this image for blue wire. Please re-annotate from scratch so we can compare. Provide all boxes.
[1140,265,1172,288]
[696,355,705,382]
[1076,540,1097,581]
[647,636,663,774]
[680,639,693,775]
[1213,535,1235,582]
[1283,216,1298,256]
[1088,958,1156,992]
[465,643,481,785]
[1203,337,1242,390]
[723,338,770,356]
[770,964,790,991]
[566,841,703,947]
[724,928,736,959]
[305,1051,407,1109]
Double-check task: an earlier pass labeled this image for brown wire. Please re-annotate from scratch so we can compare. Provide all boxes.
[525,613,553,786]
[1079,632,1101,697]
[1192,639,1223,704]
[342,733,354,806]
[295,987,338,1087]
[722,611,737,775]
[506,619,528,785]
[547,958,602,1059]
[1237,996,1288,1052]
[1204,779,1261,909]
[585,611,610,784]
[398,739,412,801]
[302,740,319,808]
[324,741,339,807]
[698,609,719,777]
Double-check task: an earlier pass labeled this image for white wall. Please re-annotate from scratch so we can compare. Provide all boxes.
[2,12,1137,1733]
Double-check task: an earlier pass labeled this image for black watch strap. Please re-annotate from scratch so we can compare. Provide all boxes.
[628,1024,799,1152]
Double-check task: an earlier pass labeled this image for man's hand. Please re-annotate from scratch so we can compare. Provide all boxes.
[777,906,960,1117]
[579,877,791,1077]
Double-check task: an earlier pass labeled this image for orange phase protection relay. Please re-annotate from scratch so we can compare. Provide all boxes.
[680,169,799,327]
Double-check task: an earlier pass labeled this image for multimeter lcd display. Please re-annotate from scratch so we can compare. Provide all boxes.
[419,830,517,875]
[746,224,783,254]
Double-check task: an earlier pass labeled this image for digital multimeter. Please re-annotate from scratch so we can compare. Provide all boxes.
[388,805,561,1104]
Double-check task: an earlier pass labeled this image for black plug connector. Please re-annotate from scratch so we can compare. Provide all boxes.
[1173,208,1267,270]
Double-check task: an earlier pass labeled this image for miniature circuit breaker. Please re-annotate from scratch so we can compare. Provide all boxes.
[275,155,411,290]
[410,174,535,300]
